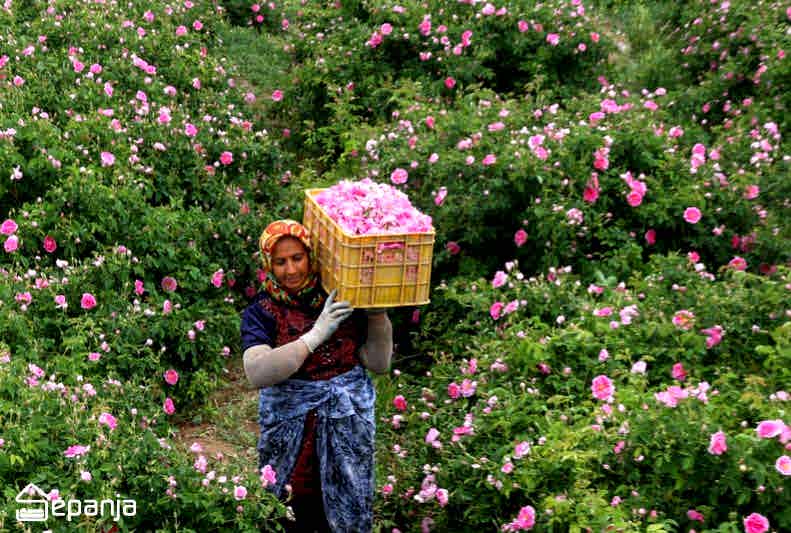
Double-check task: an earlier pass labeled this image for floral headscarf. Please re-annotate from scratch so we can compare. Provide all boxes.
[258,219,325,310]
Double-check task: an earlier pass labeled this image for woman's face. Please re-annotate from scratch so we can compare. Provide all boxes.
[270,236,310,293]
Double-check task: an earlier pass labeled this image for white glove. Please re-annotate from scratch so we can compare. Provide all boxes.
[299,289,354,352]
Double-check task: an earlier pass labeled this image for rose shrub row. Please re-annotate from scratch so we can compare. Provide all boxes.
[373,256,791,531]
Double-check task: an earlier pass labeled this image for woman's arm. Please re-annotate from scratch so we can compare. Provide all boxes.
[242,290,354,388]
[358,311,393,374]
[243,340,311,388]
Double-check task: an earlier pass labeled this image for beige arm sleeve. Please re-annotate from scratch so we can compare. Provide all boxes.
[358,313,393,374]
[242,339,310,389]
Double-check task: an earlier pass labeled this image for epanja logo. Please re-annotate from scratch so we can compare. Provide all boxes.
[15,483,136,523]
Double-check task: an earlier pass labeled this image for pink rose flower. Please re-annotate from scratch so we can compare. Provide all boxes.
[390,167,408,185]
[447,382,460,399]
[444,77,456,89]
[271,89,283,102]
[460,378,476,397]
[434,186,447,206]
[756,420,785,439]
[80,293,97,310]
[707,430,727,455]
[4,235,19,253]
[672,310,695,330]
[743,513,769,533]
[591,375,615,401]
[393,395,407,412]
[776,455,791,476]
[728,256,747,271]
[43,235,57,253]
[98,412,117,430]
[163,397,176,415]
[683,207,702,224]
[490,301,504,320]
[64,444,90,458]
[260,464,277,487]
[513,441,530,459]
[672,363,687,381]
[1,219,18,235]
[164,369,179,386]
[507,505,535,530]
[425,427,440,444]
[492,271,507,288]
[161,276,178,292]
[744,185,760,199]
[219,151,233,165]
[626,191,643,207]
[514,229,528,247]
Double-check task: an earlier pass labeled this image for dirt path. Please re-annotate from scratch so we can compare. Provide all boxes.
[174,358,260,465]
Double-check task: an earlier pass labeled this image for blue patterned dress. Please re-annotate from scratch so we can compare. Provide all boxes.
[240,293,375,533]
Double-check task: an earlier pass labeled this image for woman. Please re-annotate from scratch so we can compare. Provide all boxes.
[240,219,393,533]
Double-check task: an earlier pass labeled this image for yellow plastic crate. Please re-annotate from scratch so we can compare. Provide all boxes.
[302,188,435,308]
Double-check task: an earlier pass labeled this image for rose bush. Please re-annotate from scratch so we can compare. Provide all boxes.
[375,258,791,531]
[0,341,285,531]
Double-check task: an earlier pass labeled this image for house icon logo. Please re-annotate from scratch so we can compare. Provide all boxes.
[15,483,48,522]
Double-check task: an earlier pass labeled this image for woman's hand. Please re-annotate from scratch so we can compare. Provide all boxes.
[299,289,353,352]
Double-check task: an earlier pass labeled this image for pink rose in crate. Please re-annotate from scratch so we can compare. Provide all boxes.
[313,179,433,236]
